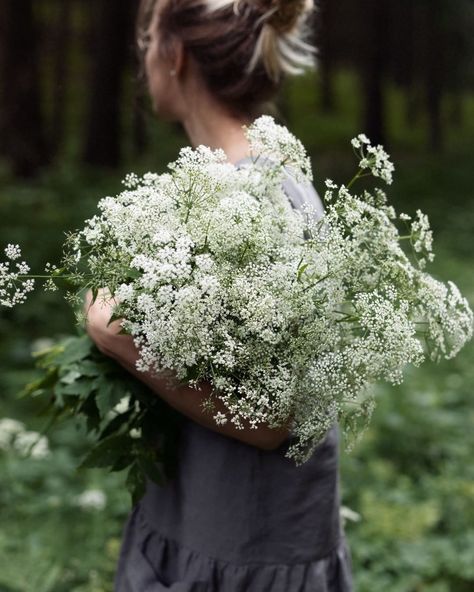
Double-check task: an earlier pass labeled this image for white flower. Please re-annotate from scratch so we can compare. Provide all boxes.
[0,418,25,450]
[130,427,142,439]
[4,244,21,260]
[113,395,131,415]
[0,248,35,307]
[4,116,471,468]
[244,115,313,182]
[213,412,228,426]
[351,133,370,150]
[351,134,395,184]
[74,489,107,511]
[31,337,55,354]
[340,505,362,525]
[115,283,135,303]
[411,209,433,254]
[152,228,173,245]
[13,430,50,459]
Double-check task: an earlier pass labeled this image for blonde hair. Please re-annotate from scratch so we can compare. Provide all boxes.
[206,0,316,82]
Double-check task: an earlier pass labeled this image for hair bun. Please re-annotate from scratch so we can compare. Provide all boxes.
[264,0,313,34]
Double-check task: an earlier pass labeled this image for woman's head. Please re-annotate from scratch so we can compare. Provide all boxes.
[137,0,316,121]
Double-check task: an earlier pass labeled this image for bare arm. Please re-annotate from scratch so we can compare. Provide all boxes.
[84,291,290,451]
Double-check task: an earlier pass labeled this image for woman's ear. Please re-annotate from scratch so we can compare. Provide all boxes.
[172,39,185,77]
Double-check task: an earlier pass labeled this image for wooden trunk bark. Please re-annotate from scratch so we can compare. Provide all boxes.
[82,0,133,167]
[0,0,48,176]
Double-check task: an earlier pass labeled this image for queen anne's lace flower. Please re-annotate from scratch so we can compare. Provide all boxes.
[351,133,395,185]
[74,489,107,511]
[245,115,313,182]
[0,245,35,307]
[0,419,51,459]
[1,116,472,464]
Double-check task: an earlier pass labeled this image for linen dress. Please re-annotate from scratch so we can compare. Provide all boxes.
[114,161,354,592]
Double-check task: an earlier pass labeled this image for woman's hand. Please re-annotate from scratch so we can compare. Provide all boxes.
[84,288,139,365]
[83,289,290,451]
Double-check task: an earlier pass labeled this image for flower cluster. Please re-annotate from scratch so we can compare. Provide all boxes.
[351,133,395,184]
[244,115,313,183]
[1,117,472,465]
[0,418,50,459]
[73,489,107,511]
[57,117,472,462]
[0,245,34,307]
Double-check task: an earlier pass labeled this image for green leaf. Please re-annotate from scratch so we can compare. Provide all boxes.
[297,262,310,282]
[32,340,65,361]
[126,268,141,280]
[78,434,132,469]
[53,334,94,366]
[95,380,115,419]
[110,453,134,472]
[138,455,165,486]
[20,368,59,399]
[60,369,82,385]
[126,461,147,505]
[54,378,96,400]
[74,359,104,377]
[99,409,133,441]
[79,393,101,431]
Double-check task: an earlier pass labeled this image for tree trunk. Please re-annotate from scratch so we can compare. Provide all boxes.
[405,87,422,128]
[130,0,149,157]
[50,0,72,158]
[82,0,133,167]
[132,89,149,157]
[424,3,445,152]
[448,91,464,128]
[360,0,389,146]
[0,0,48,177]
[317,0,337,113]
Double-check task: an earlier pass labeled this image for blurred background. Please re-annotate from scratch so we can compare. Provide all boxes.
[0,0,473,590]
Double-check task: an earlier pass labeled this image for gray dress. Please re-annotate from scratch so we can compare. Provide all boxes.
[114,163,354,592]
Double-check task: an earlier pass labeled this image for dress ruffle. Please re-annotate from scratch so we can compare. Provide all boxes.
[114,503,353,592]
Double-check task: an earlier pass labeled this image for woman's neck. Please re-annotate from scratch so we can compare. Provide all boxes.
[181,96,253,165]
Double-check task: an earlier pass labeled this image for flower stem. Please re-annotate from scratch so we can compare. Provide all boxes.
[347,169,363,190]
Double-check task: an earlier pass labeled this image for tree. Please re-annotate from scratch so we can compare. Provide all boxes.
[358,0,390,146]
[82,0,134,167]
[50,0,73,157]
[0,0,48,177]
[316,0,338,112]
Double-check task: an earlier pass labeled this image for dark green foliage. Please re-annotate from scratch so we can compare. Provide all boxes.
[23,332,183,502]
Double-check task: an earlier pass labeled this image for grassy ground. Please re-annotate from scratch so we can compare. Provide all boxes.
[0,69,473,591]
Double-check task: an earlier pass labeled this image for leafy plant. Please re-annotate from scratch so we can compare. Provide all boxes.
[23,333,183,503]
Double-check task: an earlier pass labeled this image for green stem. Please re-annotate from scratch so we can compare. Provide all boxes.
[18,273,79,280]
[347,169,363,190]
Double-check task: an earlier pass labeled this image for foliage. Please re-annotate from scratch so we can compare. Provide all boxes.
[341,332,474,591]
[0,427,128,592]
[24,333,183,504]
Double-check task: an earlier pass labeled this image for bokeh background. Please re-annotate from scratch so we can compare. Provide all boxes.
[1,1,473,590]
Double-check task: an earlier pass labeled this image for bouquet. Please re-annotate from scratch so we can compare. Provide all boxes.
[1,116,472,497]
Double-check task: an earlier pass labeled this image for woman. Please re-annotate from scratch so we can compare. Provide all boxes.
[85,0,354,590]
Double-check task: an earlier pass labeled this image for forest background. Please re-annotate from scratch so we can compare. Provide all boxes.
[0,1,473,590]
